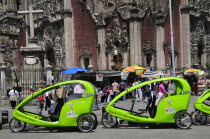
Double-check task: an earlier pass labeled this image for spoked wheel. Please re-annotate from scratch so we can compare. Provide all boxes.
[101,112,117,128]
[191,110,207,125]
[91,113,98,130]
[77,115,94,133]
[9,118,26,132]
[175,111,192,129]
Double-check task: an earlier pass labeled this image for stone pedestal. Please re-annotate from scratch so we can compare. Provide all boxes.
[20,38,45,69]
[20,38,45,88]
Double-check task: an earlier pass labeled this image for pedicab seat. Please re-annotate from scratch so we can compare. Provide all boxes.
[48,98,64,121]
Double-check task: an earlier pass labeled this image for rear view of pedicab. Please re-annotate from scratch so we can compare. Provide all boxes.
[9,80,97,133]
[102,77,193,129]
[191,89,210,125]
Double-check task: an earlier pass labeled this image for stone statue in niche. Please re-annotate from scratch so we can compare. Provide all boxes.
[191,46,198,64]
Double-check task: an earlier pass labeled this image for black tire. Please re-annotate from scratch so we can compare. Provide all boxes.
[91,113,98,130]
[191,110,207,125]
[175,111,192,129]
[9,118,26,132]
[77,115,94,133]
[101,112,117,128]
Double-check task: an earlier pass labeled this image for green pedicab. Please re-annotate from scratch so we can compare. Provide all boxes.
[102,77,193,129]
[9,80,97,133]
[191,89,210,125]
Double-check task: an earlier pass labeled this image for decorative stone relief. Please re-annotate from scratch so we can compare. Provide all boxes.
[31,0,64,24]
[142,41,156,67]
[38,22,65,69]
[105,15,128,55]
[190,21,206,65]
[206,34,210,48]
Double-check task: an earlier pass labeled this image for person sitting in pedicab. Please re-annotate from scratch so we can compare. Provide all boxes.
[155,81,169,106]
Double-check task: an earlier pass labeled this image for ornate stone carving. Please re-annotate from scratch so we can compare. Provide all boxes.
[31,0,64,24]
[190,21,205,45]
[105,15,128,55]
[182,0,210,19]
[142,41,156,67]
[38,22,65,69]
[206,34,210,48]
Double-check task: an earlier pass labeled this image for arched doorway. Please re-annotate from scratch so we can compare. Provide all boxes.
[146,53,152,67]
[84,58,90,69]
[46,48,56,68]
[113,53,123,70]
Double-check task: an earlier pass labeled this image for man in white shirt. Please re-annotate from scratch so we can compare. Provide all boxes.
[9,87,19,109]
[74,84,85,97]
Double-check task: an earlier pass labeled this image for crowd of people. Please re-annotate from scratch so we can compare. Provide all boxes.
[95,78,175,109]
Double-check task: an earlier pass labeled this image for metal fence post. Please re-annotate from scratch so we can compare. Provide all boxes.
[46,65,53,85]
[0,63,7,98]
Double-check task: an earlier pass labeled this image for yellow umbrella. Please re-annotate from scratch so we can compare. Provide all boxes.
[122,66,147,75]
[184,68,200,74]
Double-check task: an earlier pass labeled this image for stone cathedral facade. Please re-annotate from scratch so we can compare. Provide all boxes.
[1,0,210,73]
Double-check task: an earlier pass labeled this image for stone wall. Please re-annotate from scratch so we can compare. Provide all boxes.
[141,12,156,68]
[164,0,181,70]
[16,28,26,70]
[72,0,97,70]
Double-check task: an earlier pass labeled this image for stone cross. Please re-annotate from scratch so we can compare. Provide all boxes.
[18,0,43,38]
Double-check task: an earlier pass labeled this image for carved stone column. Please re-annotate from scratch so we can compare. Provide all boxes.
[64,0,74,69]
[0,63,7,98]
[128,7,142,66]
[155,12,166,71]
[180,6,191,69]
[0,41,5,64]
[97,27,106,70]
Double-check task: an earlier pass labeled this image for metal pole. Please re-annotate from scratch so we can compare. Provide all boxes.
[169,0,176,77]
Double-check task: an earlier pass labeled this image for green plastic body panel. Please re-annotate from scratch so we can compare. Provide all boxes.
[106,77,191,124]
[12,80,96,127]
[194,89,210,114]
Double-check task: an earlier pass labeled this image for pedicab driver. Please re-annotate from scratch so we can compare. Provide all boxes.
[74,83,85,98]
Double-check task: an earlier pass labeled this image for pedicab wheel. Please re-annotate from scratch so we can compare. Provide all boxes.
[101,112,117,128]
[191,110,207,125]
[91,113,98,130]
[9,118,26,132]
[175,111,192,129]
[77,115,94,133]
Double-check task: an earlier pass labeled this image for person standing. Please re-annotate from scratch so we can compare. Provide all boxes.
[9,87,19,109]
[136,78,143,102]
[44,85,52,111]
[112,80,119,98]
[119,80,127,101]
